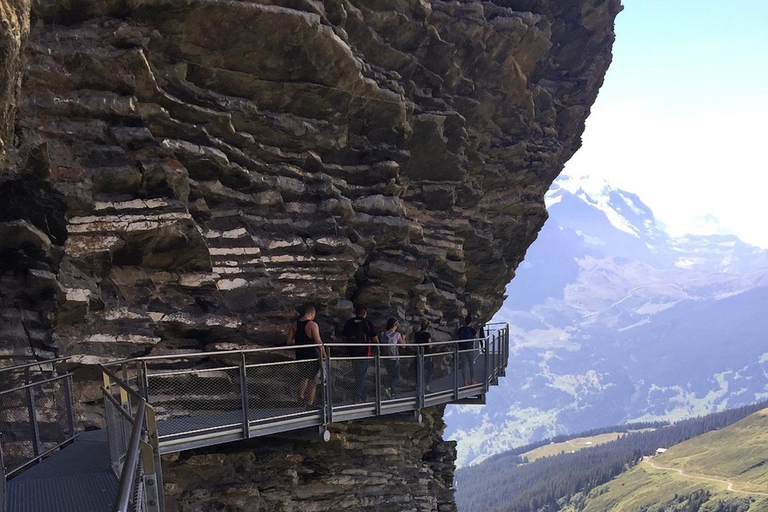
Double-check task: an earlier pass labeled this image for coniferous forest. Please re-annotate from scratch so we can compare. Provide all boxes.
[455,400,768,512]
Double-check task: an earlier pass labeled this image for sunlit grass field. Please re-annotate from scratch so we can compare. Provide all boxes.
[573,409,768,512]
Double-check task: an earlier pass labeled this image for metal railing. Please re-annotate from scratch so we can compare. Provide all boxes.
[100,324,509,455]
[0,326,508,512]
[102,365,164,512]
[0,358,76,480]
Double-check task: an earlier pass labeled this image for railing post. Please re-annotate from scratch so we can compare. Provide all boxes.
[494,333,498,375]
[239,354,250,439]
[318,353,326,423]
[493,333,499,384]
[417,346,425,408]
[141,361,150,401]
[506,324,510,368]
[324,355,333,424]
[63,373,76,438]
[144,404,166,512]
[484,336,490,392]
[374,351,382,415]
[26,385,42,458]
[140,441,161,512]
[1,443,7,512]
[120,363,130,415]
[453,344,459,400]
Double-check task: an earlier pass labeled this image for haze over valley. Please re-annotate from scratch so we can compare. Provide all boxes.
[447,175,768,467]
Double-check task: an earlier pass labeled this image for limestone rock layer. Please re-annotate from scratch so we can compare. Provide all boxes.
[0,0,621,510]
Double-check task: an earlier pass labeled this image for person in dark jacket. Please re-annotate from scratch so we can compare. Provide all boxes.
[343,304,379,402]
[286,305,325,406]
[414,318,433,391]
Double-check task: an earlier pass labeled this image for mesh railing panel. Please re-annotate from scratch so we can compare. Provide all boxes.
[380,354,417,400]
[101,365,163,512]
[246,359,320,420]
[425,351,457,395]
[103,388,132,476]
[147,366,243,439]
[329,356,375,406]
[0,374,75,475]
[458,347,481,386]
[0,387,36,472]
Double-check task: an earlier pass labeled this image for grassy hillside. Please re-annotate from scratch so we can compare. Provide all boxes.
[573,409,768,512]
[652,409,768,492]
[456,401,768,512]
[522,432,644,461]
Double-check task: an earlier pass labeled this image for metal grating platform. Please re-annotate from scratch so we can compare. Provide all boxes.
[6,431,117,512]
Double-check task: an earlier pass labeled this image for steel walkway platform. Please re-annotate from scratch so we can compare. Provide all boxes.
[2,324,509,512]
[5,431,116,512]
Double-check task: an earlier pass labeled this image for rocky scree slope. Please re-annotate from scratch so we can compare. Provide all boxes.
[0,0,620,510]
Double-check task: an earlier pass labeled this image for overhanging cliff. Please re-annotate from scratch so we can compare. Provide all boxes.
[0,0,621,510]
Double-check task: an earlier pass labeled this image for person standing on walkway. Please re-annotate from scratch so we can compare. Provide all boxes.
[286,305,325,406]
[343,304,378,402]
[380,318,404,398]
[457,314,478,386]
[414,318,433,391]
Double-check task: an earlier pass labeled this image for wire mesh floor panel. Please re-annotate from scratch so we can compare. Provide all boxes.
[7,430,117,512]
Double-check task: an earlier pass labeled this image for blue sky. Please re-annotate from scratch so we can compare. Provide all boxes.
[563,0,768,246]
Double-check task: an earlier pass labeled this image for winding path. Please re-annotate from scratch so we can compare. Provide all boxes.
[642,457,768,498]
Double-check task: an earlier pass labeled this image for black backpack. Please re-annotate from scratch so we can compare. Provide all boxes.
[344,317,371,357]
[457,325,475,351]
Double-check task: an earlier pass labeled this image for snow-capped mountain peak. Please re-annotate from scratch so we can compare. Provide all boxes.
[546,174,659,240]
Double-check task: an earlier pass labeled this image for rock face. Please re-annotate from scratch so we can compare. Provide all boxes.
[0,0,621,510]
[164,407,456,512]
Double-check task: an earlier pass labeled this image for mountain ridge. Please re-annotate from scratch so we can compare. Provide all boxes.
[447,175,768,467]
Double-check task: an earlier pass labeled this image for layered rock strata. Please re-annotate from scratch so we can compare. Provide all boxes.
[164,407,456,512]
[0,0,621,510]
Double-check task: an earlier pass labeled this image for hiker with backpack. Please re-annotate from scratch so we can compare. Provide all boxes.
[457,314,479,386]
[343,304,379,402]
[380,318,405,398]
[285,304,326,407]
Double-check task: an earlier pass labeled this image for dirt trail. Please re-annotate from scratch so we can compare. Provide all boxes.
[642,458,768,497]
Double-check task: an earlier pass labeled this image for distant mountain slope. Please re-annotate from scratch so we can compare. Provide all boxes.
[573,409,768,512]
[455,402,768,512]
[447,175,768,467]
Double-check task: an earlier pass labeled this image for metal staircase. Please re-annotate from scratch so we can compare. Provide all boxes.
[1,323,509,512]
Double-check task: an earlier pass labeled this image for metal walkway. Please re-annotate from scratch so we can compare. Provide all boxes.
[6,431,116,512]
[1,324,509,512]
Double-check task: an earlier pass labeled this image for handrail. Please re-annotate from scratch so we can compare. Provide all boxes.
[101,386,136,423]
[0,373,73,397]
[102,334,495,366]
[0,356,70,374]
[100,365,144,401]
[113,400,146,512]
